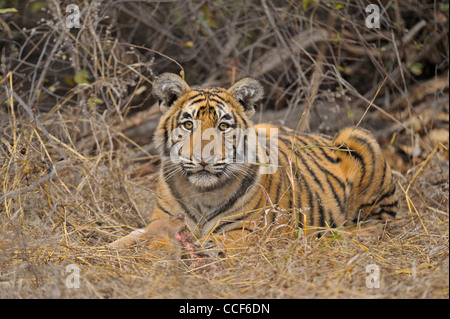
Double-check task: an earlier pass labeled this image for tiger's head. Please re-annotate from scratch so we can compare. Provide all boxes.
[153,73,264,190]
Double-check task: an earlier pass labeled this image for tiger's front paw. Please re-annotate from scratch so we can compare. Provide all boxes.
[193,239,226,259]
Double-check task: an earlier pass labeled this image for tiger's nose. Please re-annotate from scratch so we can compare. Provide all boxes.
[193,154,214,166]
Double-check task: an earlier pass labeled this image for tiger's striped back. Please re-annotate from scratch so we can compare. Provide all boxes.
[251,125,398,233]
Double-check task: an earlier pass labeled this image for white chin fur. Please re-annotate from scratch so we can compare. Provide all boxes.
[188,172,220,188]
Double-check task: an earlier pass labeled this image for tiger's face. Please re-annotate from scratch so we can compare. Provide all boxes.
[167,88,243,189]
[153,73,264,190]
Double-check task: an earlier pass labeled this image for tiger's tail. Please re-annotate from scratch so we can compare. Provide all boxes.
[333,127,397,221]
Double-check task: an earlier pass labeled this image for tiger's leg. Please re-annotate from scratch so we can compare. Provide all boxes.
[196,229,251,258]
[108,208,185,249]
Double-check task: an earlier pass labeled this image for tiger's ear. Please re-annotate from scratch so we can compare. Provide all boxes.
[153,73,190,113]
[228,78,263,117]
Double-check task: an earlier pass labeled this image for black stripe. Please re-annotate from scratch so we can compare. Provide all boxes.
[347,149,366,187]
[251,190,266,212]
[325,174,344,212]
[351,136,376,188]
[315,194,326,228]
[241,116,250,129]
[230,111,237,127]
[293,136,347,200]
[274,172,283,204]
[270,209,276,224]
[305,134,341,164]
[287,190,294,211]
[369,157,388,202]
[276,125,289,133]
[379,201,398,208]
[208,90,224,98]
[280,133,347,226]
[273,146,292,205]
[369,184,397,206]
[294,135,323,154]
[162,116,174,156]
[290,145,325,192]
[327,209,337,228]
[276,146,300,211]
[371,209,397,218]
[266,170,278,203]
[212,214,248,234]
[316,133,332,141]
[222,183,264,222]
[209,97,227,105]
[162,167,199,223]
[214,222,253,234]
[308,189,316,227]
[222,114,232,121]
[157,201,173,217]
[378,209,397,217]
[189,95,207,105]
[208,165,258,221]
[171,112,177,133]
[215,102,225,113]
[284,147,324,195]
[277,135,295,148]
[182,112,191,119]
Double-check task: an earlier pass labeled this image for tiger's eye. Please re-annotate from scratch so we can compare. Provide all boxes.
[218,123,229,131]
[183,121,193,130]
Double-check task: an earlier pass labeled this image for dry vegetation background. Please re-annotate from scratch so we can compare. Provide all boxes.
[0,0,448,299]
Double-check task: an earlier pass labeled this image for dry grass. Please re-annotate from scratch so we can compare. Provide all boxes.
[0,0,448,299]
[0,135,447,298]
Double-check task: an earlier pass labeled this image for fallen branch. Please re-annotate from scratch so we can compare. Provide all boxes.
[248,28,329,78]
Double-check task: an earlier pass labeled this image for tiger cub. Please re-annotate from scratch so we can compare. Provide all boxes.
[109,73,397,254]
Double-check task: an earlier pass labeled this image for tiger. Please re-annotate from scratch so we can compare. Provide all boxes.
[109,73,398,257]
